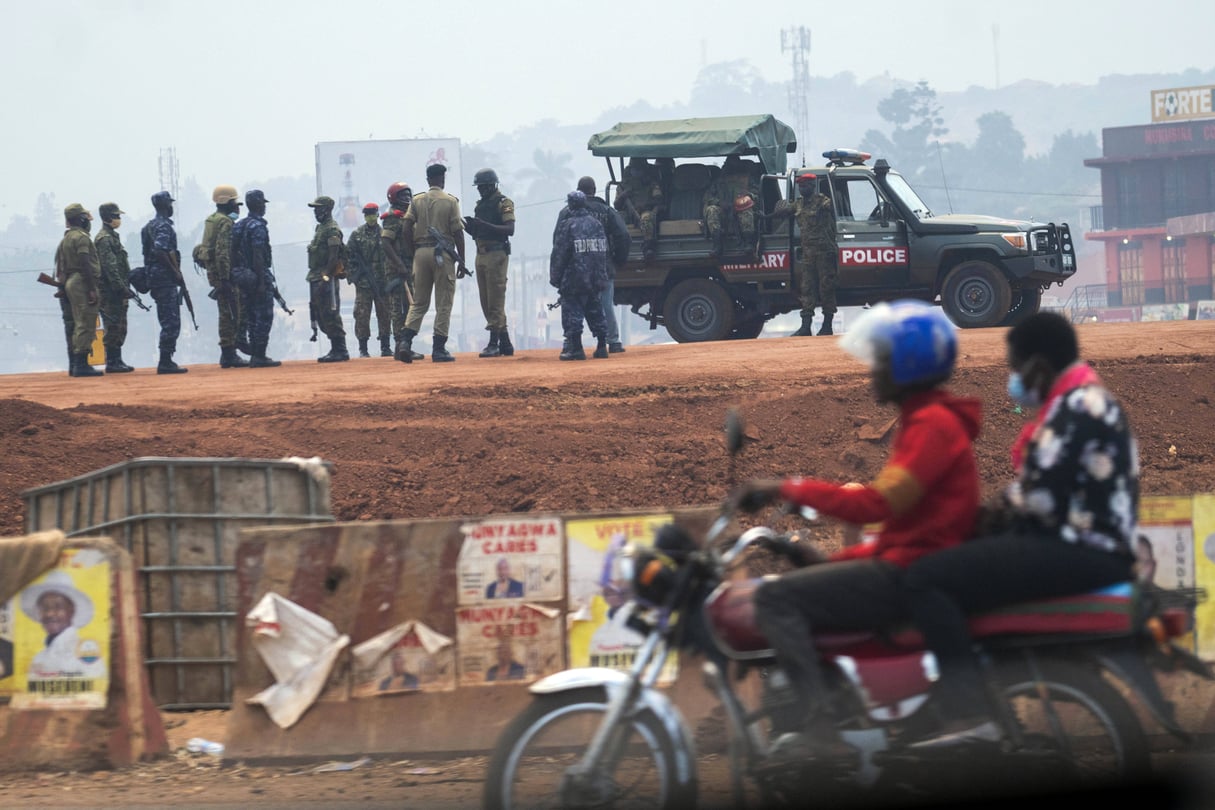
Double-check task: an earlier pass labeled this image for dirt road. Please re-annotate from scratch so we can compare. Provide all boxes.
[0,321,1213,806]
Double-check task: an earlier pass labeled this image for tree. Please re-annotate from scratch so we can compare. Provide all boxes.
[515,148,574,205]
[860,81,948,181]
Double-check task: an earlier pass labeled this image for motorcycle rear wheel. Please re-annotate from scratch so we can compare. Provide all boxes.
[482,687,694,810]
[996,656,1151,788]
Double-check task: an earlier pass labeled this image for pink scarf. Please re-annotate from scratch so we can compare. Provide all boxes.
[1010,362,1101,471]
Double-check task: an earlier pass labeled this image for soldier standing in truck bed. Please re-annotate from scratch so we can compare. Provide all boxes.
[613,158,663,260]
[705,154,760,259]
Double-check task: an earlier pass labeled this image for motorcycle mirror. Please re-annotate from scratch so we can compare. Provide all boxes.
[725,408,745,457]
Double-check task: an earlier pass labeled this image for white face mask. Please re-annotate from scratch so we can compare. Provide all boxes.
[109,217,121,229]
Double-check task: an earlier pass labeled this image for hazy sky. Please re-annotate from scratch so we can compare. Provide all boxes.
[1,0,1211,225]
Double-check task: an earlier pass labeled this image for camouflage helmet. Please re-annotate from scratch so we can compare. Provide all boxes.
[212,184,240,204]
[473,168,499,186]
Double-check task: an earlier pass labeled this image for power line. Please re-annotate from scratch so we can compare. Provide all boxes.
[915,184,1100,199]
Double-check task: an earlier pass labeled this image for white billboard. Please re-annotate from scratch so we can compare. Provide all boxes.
[315,138,464,230]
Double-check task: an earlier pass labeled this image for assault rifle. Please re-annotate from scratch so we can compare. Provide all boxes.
[270,283,294,316]
[166,251,198,330]
[308,299,319,342]
[37,271,150,311]
[428,226,471,278]
[348,256,390,314]
[616,193,643,229]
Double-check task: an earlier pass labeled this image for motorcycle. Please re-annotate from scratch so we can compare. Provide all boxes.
[483,412,1212,809]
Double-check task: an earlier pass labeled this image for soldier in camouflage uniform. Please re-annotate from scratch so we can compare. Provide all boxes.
[141,191,188,374]
[232,189,281,367]
[551,191,610,361]
[55,203,104,377]
[94,202,135,372]
[202,185,248,368]
[612,157,663,260]
[347,202,391,357]
[380,182,423,362]
[400,163,465,364]
[704,154,760,258]
[463,168,516,358]
[794,173,838,336]
[306,195,349,362]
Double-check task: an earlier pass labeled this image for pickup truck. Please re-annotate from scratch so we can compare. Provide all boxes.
[588,115,1077,341]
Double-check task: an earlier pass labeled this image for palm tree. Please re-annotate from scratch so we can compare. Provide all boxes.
[516,148,575,205]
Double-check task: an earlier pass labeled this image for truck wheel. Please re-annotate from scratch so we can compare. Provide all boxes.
[999,287,1042,327]
[941,260,1013,328]
[663,279,735,342]
[729,316,765,339]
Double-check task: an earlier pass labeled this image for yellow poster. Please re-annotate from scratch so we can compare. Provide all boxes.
[566,515,677,680]
[6,549,111,709]
[1193,494,1215,660]
[1137,496,1198,652]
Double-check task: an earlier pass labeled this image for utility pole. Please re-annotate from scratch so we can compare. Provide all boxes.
[780,26,811,165]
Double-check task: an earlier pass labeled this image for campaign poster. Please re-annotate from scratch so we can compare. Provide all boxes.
[1137,496,1198,651]
[7,549,111,709]
[566,515,677,679]
[351,621,456,697]
[0,601,13,692]
[456,603,562,686]
[1193,495,1215,660]
[457,517,563,605]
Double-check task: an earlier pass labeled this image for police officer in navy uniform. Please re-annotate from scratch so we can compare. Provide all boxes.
[141,191,188,374]
[550,190,610,360]
[232,189,281,367]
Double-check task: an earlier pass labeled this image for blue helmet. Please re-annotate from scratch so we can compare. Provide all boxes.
[839,300,957,386]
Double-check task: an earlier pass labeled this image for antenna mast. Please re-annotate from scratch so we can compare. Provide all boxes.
[781,26,811,165]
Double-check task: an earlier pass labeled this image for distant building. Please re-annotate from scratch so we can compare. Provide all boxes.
[1084,84,1215,311]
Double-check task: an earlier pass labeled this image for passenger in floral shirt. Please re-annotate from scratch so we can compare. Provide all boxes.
[902,311,1138,748]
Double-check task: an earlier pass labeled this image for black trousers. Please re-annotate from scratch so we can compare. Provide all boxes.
[754,559,906,721]
[902,530,1134,719]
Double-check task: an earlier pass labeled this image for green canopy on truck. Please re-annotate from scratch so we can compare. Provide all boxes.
[587,115,798,175]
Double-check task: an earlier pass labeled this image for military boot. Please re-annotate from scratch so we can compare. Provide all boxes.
[379,336,392,357]
[817,311,835,337]
[220,346,250,368]
[791,312,814,337]
[559,337,586,361]
[592,336,609,359]
[431,334,455,363]
[357,337,370,358]
[74,352,103,377]
[106,348,135,373]
[157,351,188,374]
[478,331,501,358]
[318,336,349,363]
[396,328,417,364]
[249,343,281,368]
[497,329,515,357]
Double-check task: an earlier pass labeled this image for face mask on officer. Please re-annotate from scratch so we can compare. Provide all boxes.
[313,205,331,224]
[75,214,92,233]
[797,182,814,199]
[365,213,378,226]
[108,216,121,229]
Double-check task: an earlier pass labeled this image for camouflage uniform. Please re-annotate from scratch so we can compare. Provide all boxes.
[613,165,663,253]
[347,218,390,343]
[380,207,413,350]
[306,216,347,341]
[550,206,609,346]
[55,225,101,356]
[796,192,838,317]
[472,190,515,333]
[202,211,241,349]
[95,222,131,359]
[706,160,759,249]
[232,213,275,355]
[141,213,183,353]
[403,184,463,339]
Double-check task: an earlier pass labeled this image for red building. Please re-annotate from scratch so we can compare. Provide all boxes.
[1084,89,1215,315]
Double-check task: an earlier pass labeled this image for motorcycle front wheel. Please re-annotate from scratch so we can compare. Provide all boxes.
[996,655,1151,788]
[482,686,695,810]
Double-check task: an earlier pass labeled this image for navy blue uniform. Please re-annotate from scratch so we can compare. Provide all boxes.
[553,194,629,345]
[141,214,182,352]
[550,208,609,341]
[233,214,275,349]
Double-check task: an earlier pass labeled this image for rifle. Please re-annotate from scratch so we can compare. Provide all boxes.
[38,271,149,311]
[547,297,562,311]
[383,272,415,308]
[308,299,319,342]
[166,252,199,330]
[207,281,238,322]
[126,285,151,311]
[270,283,294,316]
[428,226,471,278]
[618,193,643,229]
[37,272,65,298]
[349,256,390,313]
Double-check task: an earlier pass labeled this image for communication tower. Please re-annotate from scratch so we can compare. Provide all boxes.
[158,147,180,201]
[338,152,361,229]
[780,26,811,164]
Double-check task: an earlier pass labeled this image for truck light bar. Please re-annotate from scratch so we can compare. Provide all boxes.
[822,148,871,165]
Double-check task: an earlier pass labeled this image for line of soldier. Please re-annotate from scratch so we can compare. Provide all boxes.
[49,161,644,377]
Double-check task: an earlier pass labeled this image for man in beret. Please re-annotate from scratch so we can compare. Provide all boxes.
[399,163,466,363]
[94,202,137,372]
[306,196,349,362]
[54,203,104,377]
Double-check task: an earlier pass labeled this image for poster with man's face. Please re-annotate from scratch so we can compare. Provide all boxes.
[2,548,111,709]
[350,622,456,698]
[457,517,563,605]
[456,603,562,686]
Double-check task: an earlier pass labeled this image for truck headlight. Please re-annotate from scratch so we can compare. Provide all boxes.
[1000,233,1027,250]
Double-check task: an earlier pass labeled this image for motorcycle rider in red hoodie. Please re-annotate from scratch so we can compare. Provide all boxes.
[732,299,982,758]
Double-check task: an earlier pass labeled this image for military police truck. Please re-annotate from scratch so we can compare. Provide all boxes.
[588,115,1077,341]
